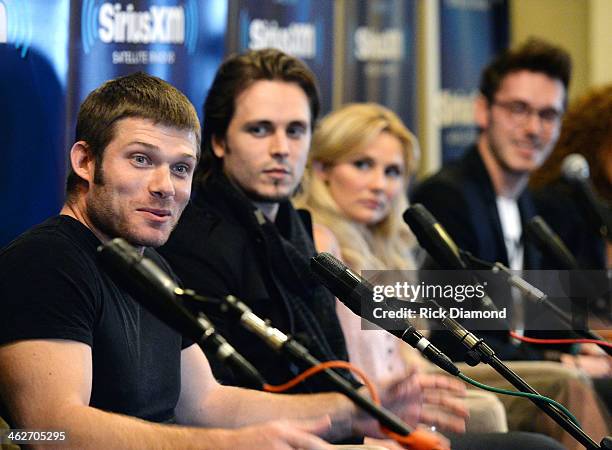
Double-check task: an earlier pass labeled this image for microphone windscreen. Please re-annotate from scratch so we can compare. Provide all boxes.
[98,238,204,340]
[403,204,465,270]
[561,153,589,182]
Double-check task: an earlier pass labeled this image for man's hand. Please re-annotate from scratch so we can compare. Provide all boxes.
[220,416,335,450]
[352,369,423,438]
[363,426,451,450]
[351,369,468,438]
[561,352,612,377]
[416,372,469,433]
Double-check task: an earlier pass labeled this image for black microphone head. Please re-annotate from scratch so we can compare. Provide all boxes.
[403,204,466,269]
[97,237,141,273]
[525,216,579,270]
[97,238,205,340]
[561,153,589,182]
[310,252,364,313]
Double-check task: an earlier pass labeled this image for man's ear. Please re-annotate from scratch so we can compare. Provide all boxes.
[312,160,329,183]
[70,141,95,185]
[474,94,490,130]
[211,135,226,158]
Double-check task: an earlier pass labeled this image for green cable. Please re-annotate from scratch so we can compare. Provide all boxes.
[458,373,581,427]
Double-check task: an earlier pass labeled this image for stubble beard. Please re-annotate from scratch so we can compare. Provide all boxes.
[487,129,533,177]
[243,181,294,204]
[86,171,174,248]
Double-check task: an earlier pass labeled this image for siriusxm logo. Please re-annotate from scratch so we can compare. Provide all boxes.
[438,89,477,127]
[0,0,32,57]
[99,3,184,44]
[354,27,404,62]
[82,1,199,54]
[249,19,315,59]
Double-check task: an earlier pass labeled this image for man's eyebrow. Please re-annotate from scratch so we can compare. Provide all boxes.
[126,140,160,150]
[244,119,309,125]
[126,141,197,160]
[243,119,272,125]
[179,153,197,161]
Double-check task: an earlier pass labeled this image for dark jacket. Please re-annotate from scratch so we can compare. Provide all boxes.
[411,146,542,269]
[159,174,351,392]
[410,146,552,361]
[531,179,606,270]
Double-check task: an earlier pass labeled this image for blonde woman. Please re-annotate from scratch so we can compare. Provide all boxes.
[295,103,507,434]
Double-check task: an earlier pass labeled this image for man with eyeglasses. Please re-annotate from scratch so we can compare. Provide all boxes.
[412,38,570,349]
[412,39,612,447]
[413,38,568,278]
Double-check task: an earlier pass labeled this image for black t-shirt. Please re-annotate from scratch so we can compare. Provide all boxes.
[0,216,189,422]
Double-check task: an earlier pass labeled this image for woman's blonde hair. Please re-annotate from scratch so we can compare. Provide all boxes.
[295,103,420,271]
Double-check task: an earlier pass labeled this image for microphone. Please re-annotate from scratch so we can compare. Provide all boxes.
[312,258,609,449]
[526,216,611,321]
[310,252,460,376]
[97,238,265,388]
[403,204,500,314]
[526,216,579,270]
[403,204,465,270]
[562,153,611,240]
[462,251,612,356]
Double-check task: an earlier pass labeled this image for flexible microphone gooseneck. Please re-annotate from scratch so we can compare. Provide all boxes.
[310,252,460,377]
[462,250,612,357]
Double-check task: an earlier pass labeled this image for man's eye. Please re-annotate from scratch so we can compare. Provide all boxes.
[132,154,151,165]
[248,125,270,137]
[539,109,561,122]
[287,125,307,139]
[172,164,191,176]
[508,102,529,114]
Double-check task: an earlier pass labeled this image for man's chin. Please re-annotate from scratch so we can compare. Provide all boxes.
[126,231,171,249]
[500,156,538,176]
[245,188,293,204]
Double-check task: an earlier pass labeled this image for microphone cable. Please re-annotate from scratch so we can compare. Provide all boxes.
[260,357,581,440]
[508,331,612,349]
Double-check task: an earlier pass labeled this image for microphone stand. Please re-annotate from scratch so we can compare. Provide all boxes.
[460,251,612,357]
[435,313,609,449]
[187,293,414,437]
[306,250,607,448]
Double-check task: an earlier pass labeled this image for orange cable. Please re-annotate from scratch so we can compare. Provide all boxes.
[263,359,448,449]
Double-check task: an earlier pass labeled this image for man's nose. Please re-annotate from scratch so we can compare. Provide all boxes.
[270,130,290,158]
[150,166,175,198]
[525,110,544,134]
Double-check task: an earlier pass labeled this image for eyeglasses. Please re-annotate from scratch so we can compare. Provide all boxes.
[492,100,563,127]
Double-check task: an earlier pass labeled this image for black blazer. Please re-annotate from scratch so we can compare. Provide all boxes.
[410,146,551,361]
[411,145,542,269]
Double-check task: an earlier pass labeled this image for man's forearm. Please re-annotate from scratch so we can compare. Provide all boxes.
[195,385,356,441]
[26,404,238,450]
